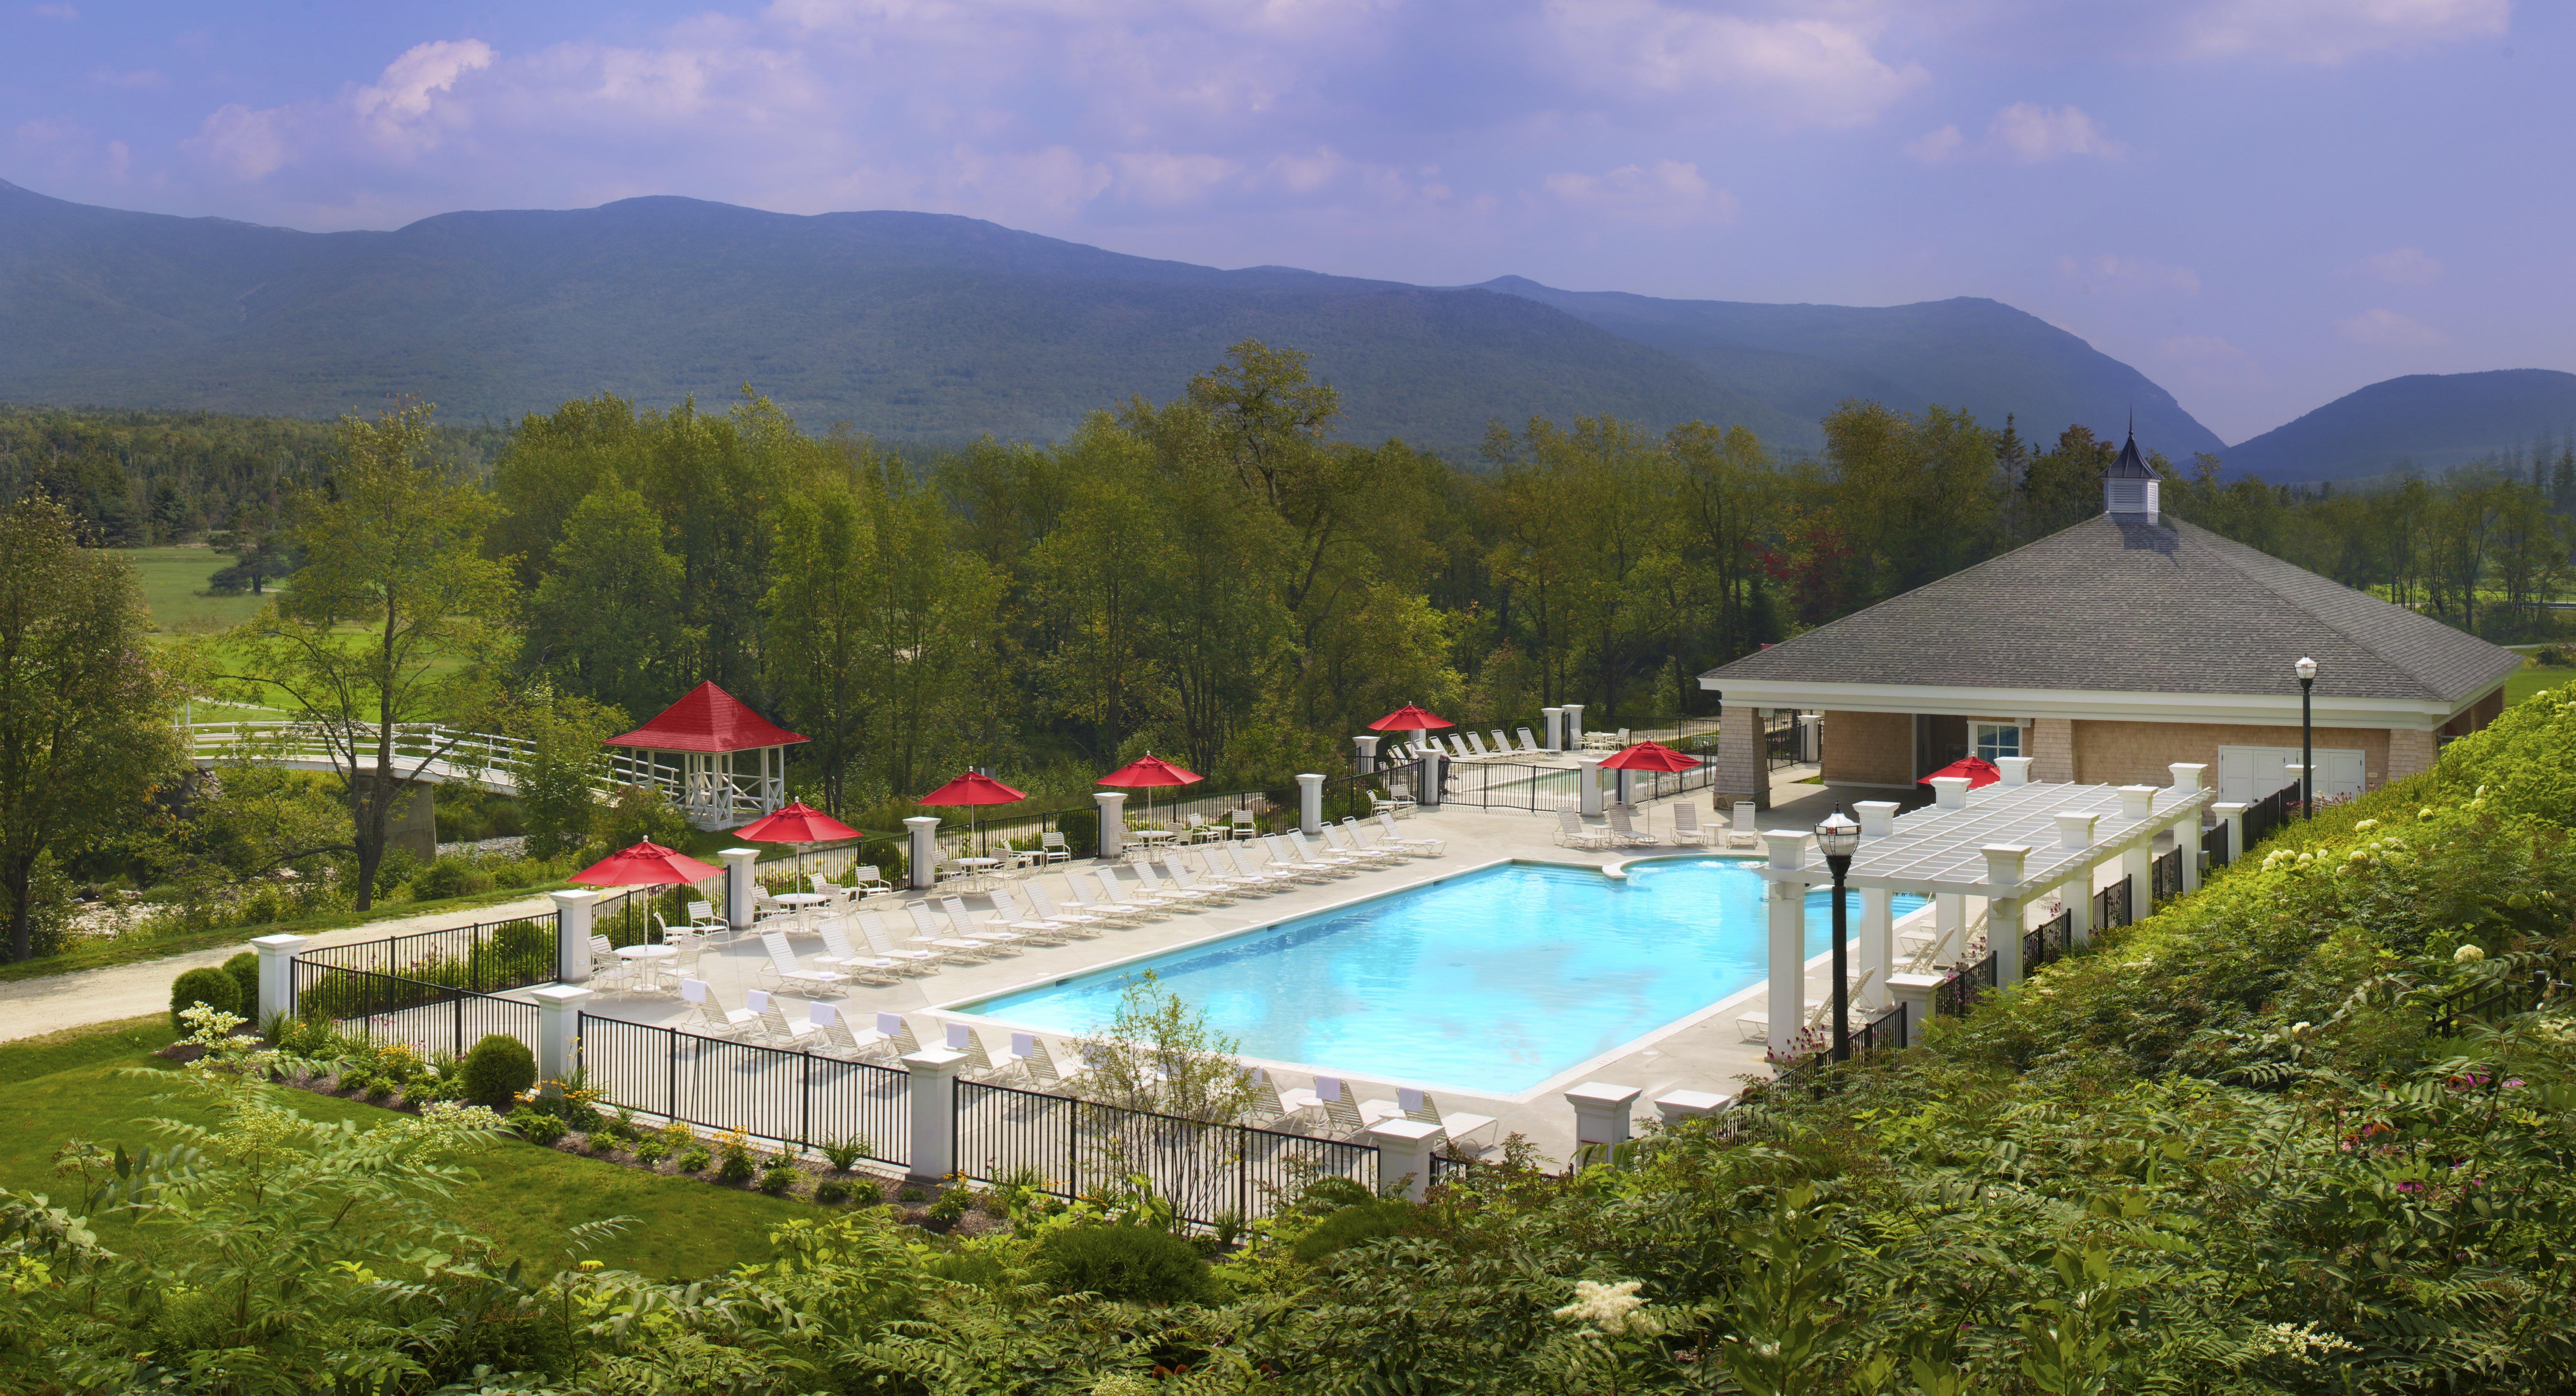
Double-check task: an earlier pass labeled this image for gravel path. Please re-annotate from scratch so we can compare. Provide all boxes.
[0,894,562,1043]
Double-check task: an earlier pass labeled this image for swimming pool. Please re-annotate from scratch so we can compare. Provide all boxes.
[957,857,1926,1096]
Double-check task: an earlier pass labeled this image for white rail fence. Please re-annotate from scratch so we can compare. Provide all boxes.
[175,721,749,814]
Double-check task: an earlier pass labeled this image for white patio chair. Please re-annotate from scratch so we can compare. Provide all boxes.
[686,899,728,935]
[1488,730,1514,759]
[1319,820,1401,867]
[758,930,853,996]
[747,989,821,1049]
[1262,832,1340,879]
[1670,803,1713,847]
[857,911,942,975]
[814,917,901,983]
[944,1022,1007,1080]
[1555,808,1614,850]
[906,901,995,961]
[1460,732,1490,759]
[1223,842,1293,890]
[680,977,758,1039]
[1230,808,1257,840]
[849,865,893,897]
[1515,726,1544,755]
[1135,861,1218,906]
[1014,1033,1088,1093]
[1287,830,1364,874]
[1737,994,1831,1044]
[1373,812,1444,857]
[1727,801,1761,849]
[1188,849,1270,895]
[1095,867,1185,915]
[1162,858,1242,904]
[1603,805,1659,847]
[807,1003,873,1060]
[1020,882,1107,935]
[1038,831,1072,864]
[862,1011,922,1064]
[588,934,635,992]
[1054,872,1144,924]
[942,895,1032,952]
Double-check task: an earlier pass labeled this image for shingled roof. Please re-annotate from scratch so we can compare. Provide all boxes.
[1702,514,2521,704]
[606,681,807,753]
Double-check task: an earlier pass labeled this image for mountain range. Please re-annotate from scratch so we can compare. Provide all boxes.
[2222,369,2576,482]
[0,178,2562,477]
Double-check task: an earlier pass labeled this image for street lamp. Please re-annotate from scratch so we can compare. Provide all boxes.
[2295,656,2317,819]
[1815,807,1862,1062]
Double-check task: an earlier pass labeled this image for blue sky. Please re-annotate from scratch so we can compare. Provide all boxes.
[3,0,2557,444]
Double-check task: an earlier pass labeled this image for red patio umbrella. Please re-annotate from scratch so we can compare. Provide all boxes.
[1919,756,2002,789]
[570,840,723,943]
[1598,739,1702,773]
[1097,752,1204,828]
[919,770,1029,856]
[1368,703,1454,732]
[736,800,864,886]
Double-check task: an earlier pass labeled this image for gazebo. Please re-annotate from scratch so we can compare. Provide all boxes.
[604,682,807,830]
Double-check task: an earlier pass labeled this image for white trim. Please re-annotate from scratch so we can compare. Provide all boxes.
[1699,676,2477,730]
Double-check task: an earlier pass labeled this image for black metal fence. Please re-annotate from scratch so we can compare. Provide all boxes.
[1853,1000,1908,1054]
[2093,876,2133,933]
[2202,819,2232,869]
[952,1080,1377,1224]
[2152,848,2184,903]
[290,914,562,995]
[2241,779,2305,852]
[1607,760,1718,806]
[2023,910,2072,974]
[1438,761,1582,813]
[577,1014,910,1166]
[2429,968,2558,1036]
[1763,713,1819,772]
[286,962,540,1058]
[1935,952,1998,1017]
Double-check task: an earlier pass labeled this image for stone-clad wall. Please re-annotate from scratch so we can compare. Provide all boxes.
[1821,710,1912,787]
[2071,720,2391,789]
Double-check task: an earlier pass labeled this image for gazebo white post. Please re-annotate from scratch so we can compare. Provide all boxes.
[1761,832,1815,1054]
[1542,707,1564,752]
[2117,786,2157,908]
[1859,886,1894,1009]
[1854,800,1898,836]
[1577,755,1605,817]
[2054,813,2099,948]
[1093,792,1127,860]
[1983,845,2029,985]
[903,816,941,890]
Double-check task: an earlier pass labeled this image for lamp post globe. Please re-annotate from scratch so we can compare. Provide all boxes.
[2294,657,2317,820]
[1816,808,1861,1061]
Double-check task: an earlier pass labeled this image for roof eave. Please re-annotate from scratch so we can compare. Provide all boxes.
[1694,677,2472,729]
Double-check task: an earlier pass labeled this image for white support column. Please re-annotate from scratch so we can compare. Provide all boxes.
[1564,703,1586,749]
[903,817,942,889]
[1416,750,1444,808]
[718,847,760,926]
[251,933,308,1022]
[1542,707,1564,752]
[1577,756,1605,817]
[1615,767,1635,810]
[2116,786,2155,905]
[1887,972,1943,1031]
[2176,814,2203,893]
[531,983,592,1088]
[1367,1118,1443,1200]
[1565,1081,1642,1154]
[1929,776,1971,810]
[902,1046,967,1182]
[1984,845,2028,984]
[1855,800,1899,837]
[1762,835,1814,1053]
[1859,887,1894,1010]
[551,889,597,983]
[2212,801,2249,867]
[2067,867,2094,948]
[1654,1090,1731,1126]
[1353,735,1381,774]
[1996,756,2034,787]
[1296,773,1325,835]
[1934,892,1966,963]
[1093,792,1127,859]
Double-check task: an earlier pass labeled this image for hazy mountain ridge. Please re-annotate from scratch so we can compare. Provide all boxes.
[2222,369,2576,482]
[3,179,2220,454]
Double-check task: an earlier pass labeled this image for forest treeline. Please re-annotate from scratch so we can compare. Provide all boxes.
[7,342,2571,813]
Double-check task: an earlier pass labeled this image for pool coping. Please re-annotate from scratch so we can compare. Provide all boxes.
[928,849,1858,1107]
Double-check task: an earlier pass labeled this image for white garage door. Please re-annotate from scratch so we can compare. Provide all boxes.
[2218,745,2363,804]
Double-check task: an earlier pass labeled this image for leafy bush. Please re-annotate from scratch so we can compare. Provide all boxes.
[1296,1175,1374,1214]
[409,855,497,901]
[506,1106,566,1146]
[1031,1223,1210,1304]
[716,1153,757,1185]
[813,1180,850,1205]
[221,951,261,1014]
[1054,808,1098,858]
[1291,1198,1421,1264]
[598,783,690,853]
[168,966,240,1030]
[457,1033,536,1110]
[845,1178,883,1207]
[630,1134,671,1166]
[818,1137,871,1171]
[758,1160,800,1195]
[927,1186,971,1223]
[675,1146,711,1174]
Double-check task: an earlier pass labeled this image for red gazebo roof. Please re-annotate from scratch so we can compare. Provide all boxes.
[605,681,808,754]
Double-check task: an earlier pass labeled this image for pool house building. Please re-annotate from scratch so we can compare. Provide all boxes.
[1697,434,2524,814]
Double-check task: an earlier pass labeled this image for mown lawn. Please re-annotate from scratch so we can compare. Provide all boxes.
[121,544,274,635]
[2505,665,2576,706]
[0,1016,810,1281]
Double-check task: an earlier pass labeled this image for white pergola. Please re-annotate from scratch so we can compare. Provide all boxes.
[1750,756,2217,1052]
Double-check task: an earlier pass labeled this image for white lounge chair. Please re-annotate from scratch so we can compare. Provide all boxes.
[865,1011,922,1063]
[1670,803,1712,847]
[1604,806,1659,847]
[857,911,941,975]
[1737,994,1829,1044]
[1286,830,1364,874]
[808,1003,873,1060]
[1320,821,1401,867]
[1373,812,1444,857]
[813,918,900,983]
[1556,808,1614,850]
[1011,1032,1088,1093]
[1515,726,1544,755]
[944,1022,1008,1080]
[1022,881,1107,934]
[1727,802,1761,849]
[1488,730,1513,759]
[759,931,853,996]
[1463,732,1493,759]
[1160,859,1239,904]
[1225,842,1295,890]
[742,989,820,1049]
[1089,868,1175,918]
[1392,1086,1498,1150]
[948,894,1043,949]
[907,901,996,961]
[1135,861,1217,906]
[680,978,759,1039]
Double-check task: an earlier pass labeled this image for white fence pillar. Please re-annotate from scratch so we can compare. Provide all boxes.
[1934,892,1966,963]
[902,818,941,889]
[1577,756,1605,817]
[1367,1118,1442,1200]
[1887,971,1942,1029]
[715,847,759,927]
[2212,801,2249,867]
[1564,1080,1642,1153]
[550,890,597,983]
[1761,840,1813,1054]
[1564,703,1585,750]
[1353,735,1381,775]
[1297,773,1325,835]
[1093,792,1127,859]
[904,1046,967,1181]
[2176,815,2204,893]
[251,933,308,1022]
[532,984,592,1088]
[1542,707,1564,752]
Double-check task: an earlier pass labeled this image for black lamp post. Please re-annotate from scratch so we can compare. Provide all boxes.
[1816,807,1862,1061]
[2295,656,2317,819]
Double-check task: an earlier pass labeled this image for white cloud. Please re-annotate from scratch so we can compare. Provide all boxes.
[2058,253,2200,294]
[1903,124,1964,164]
[183,104,289,180]
[354,39,493,125]
[1542,0,1928,127]
[2337,307,2448,347]
[1112,150,1242,206]
[2358,246,2443,285]
[1908,103,2123,163]
[2177,0,2508,64]
[1543,159,1737,227]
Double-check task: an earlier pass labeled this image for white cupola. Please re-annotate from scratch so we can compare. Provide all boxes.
[2103,429,2159,524]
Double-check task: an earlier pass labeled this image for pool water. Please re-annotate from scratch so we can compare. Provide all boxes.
[960,858,1925,1095]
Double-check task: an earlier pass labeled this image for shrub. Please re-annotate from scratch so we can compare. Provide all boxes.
[813,1180,850,1204]
[716,1153,757,1185]
[630,1135,671,1166]
[927,1186,971,1223]
[1031,1223,1210,1304]
[457,1033,537,1110]
[846,1178,883,1207]
[1291,1198,1421,1264]
[758,1160,800,1195]
[338,1070,378,1097]
[221,952,261,1015]
[1055,808,1098,859]
[676,1146,711,1174]
[818,1137,871,1172]
[599,784,690,853]
[506,1107,566,1146]
[896,1184,928,1203]
[410,856,497,902]
[1296,1176,1374,1215]
[169,966,241,1030]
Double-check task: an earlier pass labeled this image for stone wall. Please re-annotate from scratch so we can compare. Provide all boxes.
[2071,720,2391,789]
[1820,710,1913,787]
[1712,706,1766,810]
